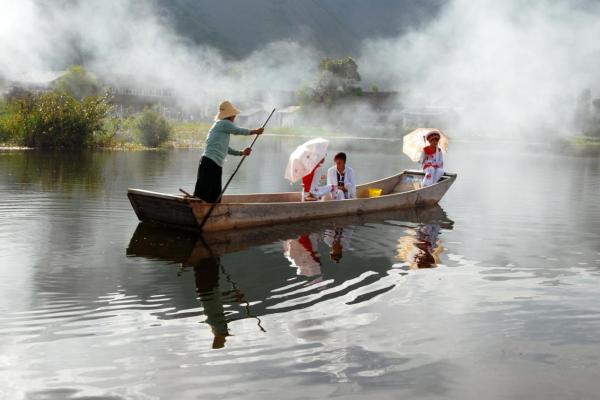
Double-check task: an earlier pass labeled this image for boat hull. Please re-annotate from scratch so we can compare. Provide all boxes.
[127,170,456,231]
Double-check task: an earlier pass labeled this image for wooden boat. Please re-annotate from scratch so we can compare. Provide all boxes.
[127,170,457,232]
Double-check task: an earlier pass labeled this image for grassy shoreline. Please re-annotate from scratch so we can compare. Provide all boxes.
[3,121,599,154]
[559,136,600,156]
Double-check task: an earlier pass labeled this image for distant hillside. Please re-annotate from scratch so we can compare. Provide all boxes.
[153,0,444,58]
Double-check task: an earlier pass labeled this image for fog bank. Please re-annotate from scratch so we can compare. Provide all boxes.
[359,0,600,136]
[2,0,600,136]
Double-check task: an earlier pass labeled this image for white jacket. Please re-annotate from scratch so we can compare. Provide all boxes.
[327,165,356,199]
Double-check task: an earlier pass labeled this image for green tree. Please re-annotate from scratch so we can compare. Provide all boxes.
[298,57,363,107]
[53,65,103,100]
[587,98,600,138]
[135,108,172,148]
[0,98,11,143]
[6,91,109,149]
[318,57,361,88]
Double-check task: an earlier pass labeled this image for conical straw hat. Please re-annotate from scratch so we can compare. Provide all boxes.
[215,100,241,120]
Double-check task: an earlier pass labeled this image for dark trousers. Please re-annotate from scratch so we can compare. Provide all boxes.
[193,156,222,203]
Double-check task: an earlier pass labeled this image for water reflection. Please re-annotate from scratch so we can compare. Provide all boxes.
[284,233,323,279]
[283,227,354,280]
[183,242,266,349]
[323,227,353,263]
[396,222,450,269]
[0,149,176,195]
[190,257,231,349]
[127,206,454,349]
[0,150,106,191]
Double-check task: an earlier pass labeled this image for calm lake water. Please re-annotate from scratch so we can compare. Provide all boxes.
[1,136,600,400]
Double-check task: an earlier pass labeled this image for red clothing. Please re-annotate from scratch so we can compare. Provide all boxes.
[298,234,314,254]
[298,234,320,263]
[302,164,320,192]
[421,146,442,169]
[423,145,437,156]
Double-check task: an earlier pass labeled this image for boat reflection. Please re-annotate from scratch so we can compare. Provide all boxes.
[127,206,454,348]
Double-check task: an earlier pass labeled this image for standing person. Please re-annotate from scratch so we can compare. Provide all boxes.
[326,152,357,200]
[193,101,264,202]
[419,131,444,187]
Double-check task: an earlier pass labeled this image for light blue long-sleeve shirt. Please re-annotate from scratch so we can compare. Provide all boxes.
[202,119,251,166]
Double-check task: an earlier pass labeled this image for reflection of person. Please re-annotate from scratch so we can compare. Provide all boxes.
[330,240,343,262]
[283,233,322,277]
[326,152,356,200]
[413,246,436,268]
[413,223,441,268]
[192,257,231,349]
[302,158,334,201]
[395,223,442,269]
[419,131,444,187]
[323,227,353,263]
[193,100,264,202]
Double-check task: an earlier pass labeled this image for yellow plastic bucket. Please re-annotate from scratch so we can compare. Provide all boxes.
[368,188,383,198]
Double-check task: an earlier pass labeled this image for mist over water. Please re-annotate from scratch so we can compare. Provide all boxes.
[360,0,600,136]
[2,0,599,136]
